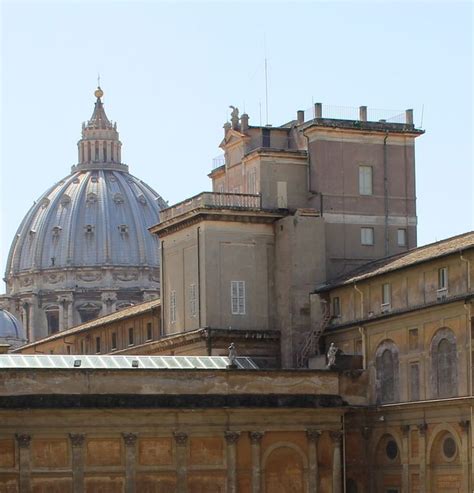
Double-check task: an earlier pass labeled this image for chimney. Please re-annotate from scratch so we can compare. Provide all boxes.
[314,103,322,119]
[241,113,249,132]
[297,110,305,125]
[359,106,367,122]
[405,109,414,125]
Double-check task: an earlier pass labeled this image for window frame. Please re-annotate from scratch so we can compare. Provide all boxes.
[95,336,101,354]
[332,297,341,317]
[231,280,246,315]
[189,284,197,318]
[146,322,153,341]
[438,267,448,290]
[111,332,117,351]
[359,165,373,196]
[128,327,134,346]
[382,283,391,306]
[361,227,374,246]
[170,290,177,323]
[397,228,407,246]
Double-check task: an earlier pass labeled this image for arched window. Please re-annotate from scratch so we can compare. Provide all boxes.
[45,306,60,335]
[375,340,400,404]
[431,328,457,398]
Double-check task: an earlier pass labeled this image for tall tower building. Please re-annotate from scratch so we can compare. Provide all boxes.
[2,88,167,341]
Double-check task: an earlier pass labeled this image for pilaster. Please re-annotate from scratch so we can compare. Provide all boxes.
[417,423,427,493]
[400,425,410,492]
[330,431,343,493]
[69,433,85,493]
[306,429,321,492]
[122,433,137,493]
[16,433,31,493]
[249,431,264,493]
[173,431,188,493]
[225,431,240,493]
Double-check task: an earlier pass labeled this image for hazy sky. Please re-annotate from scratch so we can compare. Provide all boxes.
[1,1,472,280]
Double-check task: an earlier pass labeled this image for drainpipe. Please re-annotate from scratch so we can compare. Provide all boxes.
[197,227,202,327]
[160,240,165,337]
[460,252,471,292]
[353,283,364,320]
[383,132,389,256]
[358,326,367,370]
[463,299,473,489]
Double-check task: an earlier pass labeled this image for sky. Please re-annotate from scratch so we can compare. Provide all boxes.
[0,1,473,281]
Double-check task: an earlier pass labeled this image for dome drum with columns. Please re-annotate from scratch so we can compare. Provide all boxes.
[2,88,166,342]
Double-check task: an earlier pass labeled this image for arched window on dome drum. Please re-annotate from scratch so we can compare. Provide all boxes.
[111,142,114,162]
[87,142,91,162]
[45,307,59,335]
[94,142,99,162]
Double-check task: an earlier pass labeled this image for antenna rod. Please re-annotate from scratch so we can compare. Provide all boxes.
[264,34,268,125]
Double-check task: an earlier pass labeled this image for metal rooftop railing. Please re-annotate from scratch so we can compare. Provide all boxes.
[159,192,262,222]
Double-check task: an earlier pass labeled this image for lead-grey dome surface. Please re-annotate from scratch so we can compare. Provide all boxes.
[6,169,166,273]
[0,309,26,345]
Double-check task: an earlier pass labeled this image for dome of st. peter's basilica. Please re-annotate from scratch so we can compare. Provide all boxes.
[2,88,166,342]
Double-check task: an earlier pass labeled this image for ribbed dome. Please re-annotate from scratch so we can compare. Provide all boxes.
[3,87,166,341]
[6,169,166,274]
[0,309,26,345]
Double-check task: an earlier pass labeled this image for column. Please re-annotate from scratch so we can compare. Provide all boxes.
[173,432,188,493]
[361,427,372,493]
[400,425,410,493]
[122,433,137,493]
[16,433,31,493]
[225,431,240,493]
[306,429,321,492]
[459,420,470,493]
[69,433,85,493]
[330,431,342,493]
[417,423,427,493]
[249,432,264,493]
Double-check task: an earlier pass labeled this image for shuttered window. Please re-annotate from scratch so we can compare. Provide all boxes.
[231,281,246,315]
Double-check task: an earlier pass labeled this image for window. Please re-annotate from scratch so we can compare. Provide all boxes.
[95,336,101,354]
[397,228,407,246]
[231,281,246,315]
[45,308,59,335]
[382,283,391,306]
[438,267,448,290]
[431,328,457,398]
[128,327,134,346]
[332,297,341,317]
[80,340,85,354]
[111,332,117,350]
[247,169,257,195]
[375,340,400,403]
[170,290,177,323]
[359,165,373,195]
[146,323,152,341]
[262,128,271,147]
[408,328,419,351]
[189,284,197,318]
[66,346,71,355]
[361,227,374,245]
[410,362,420,401]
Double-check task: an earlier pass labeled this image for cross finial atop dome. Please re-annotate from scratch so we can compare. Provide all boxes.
[94,86,104,99]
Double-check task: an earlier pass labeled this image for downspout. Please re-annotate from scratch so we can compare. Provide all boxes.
[303,130,320,211]
[353,283,364,320]
[342,414,347,493]
[197,227,202,328]
[160,240,165,338]
[461,253,472,489]
[383,132,389,256]
[358,326,367,370]
[463,300,473,491]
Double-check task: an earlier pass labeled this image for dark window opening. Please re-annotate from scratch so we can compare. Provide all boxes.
[146,322,152,341]
[95,336,101,354]
[46,310,59,335]
[128,327,134,346]
[262,128,271,147]
[111,332,117,350]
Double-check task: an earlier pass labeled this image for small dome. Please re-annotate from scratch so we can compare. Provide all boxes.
[0,309,26,345]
